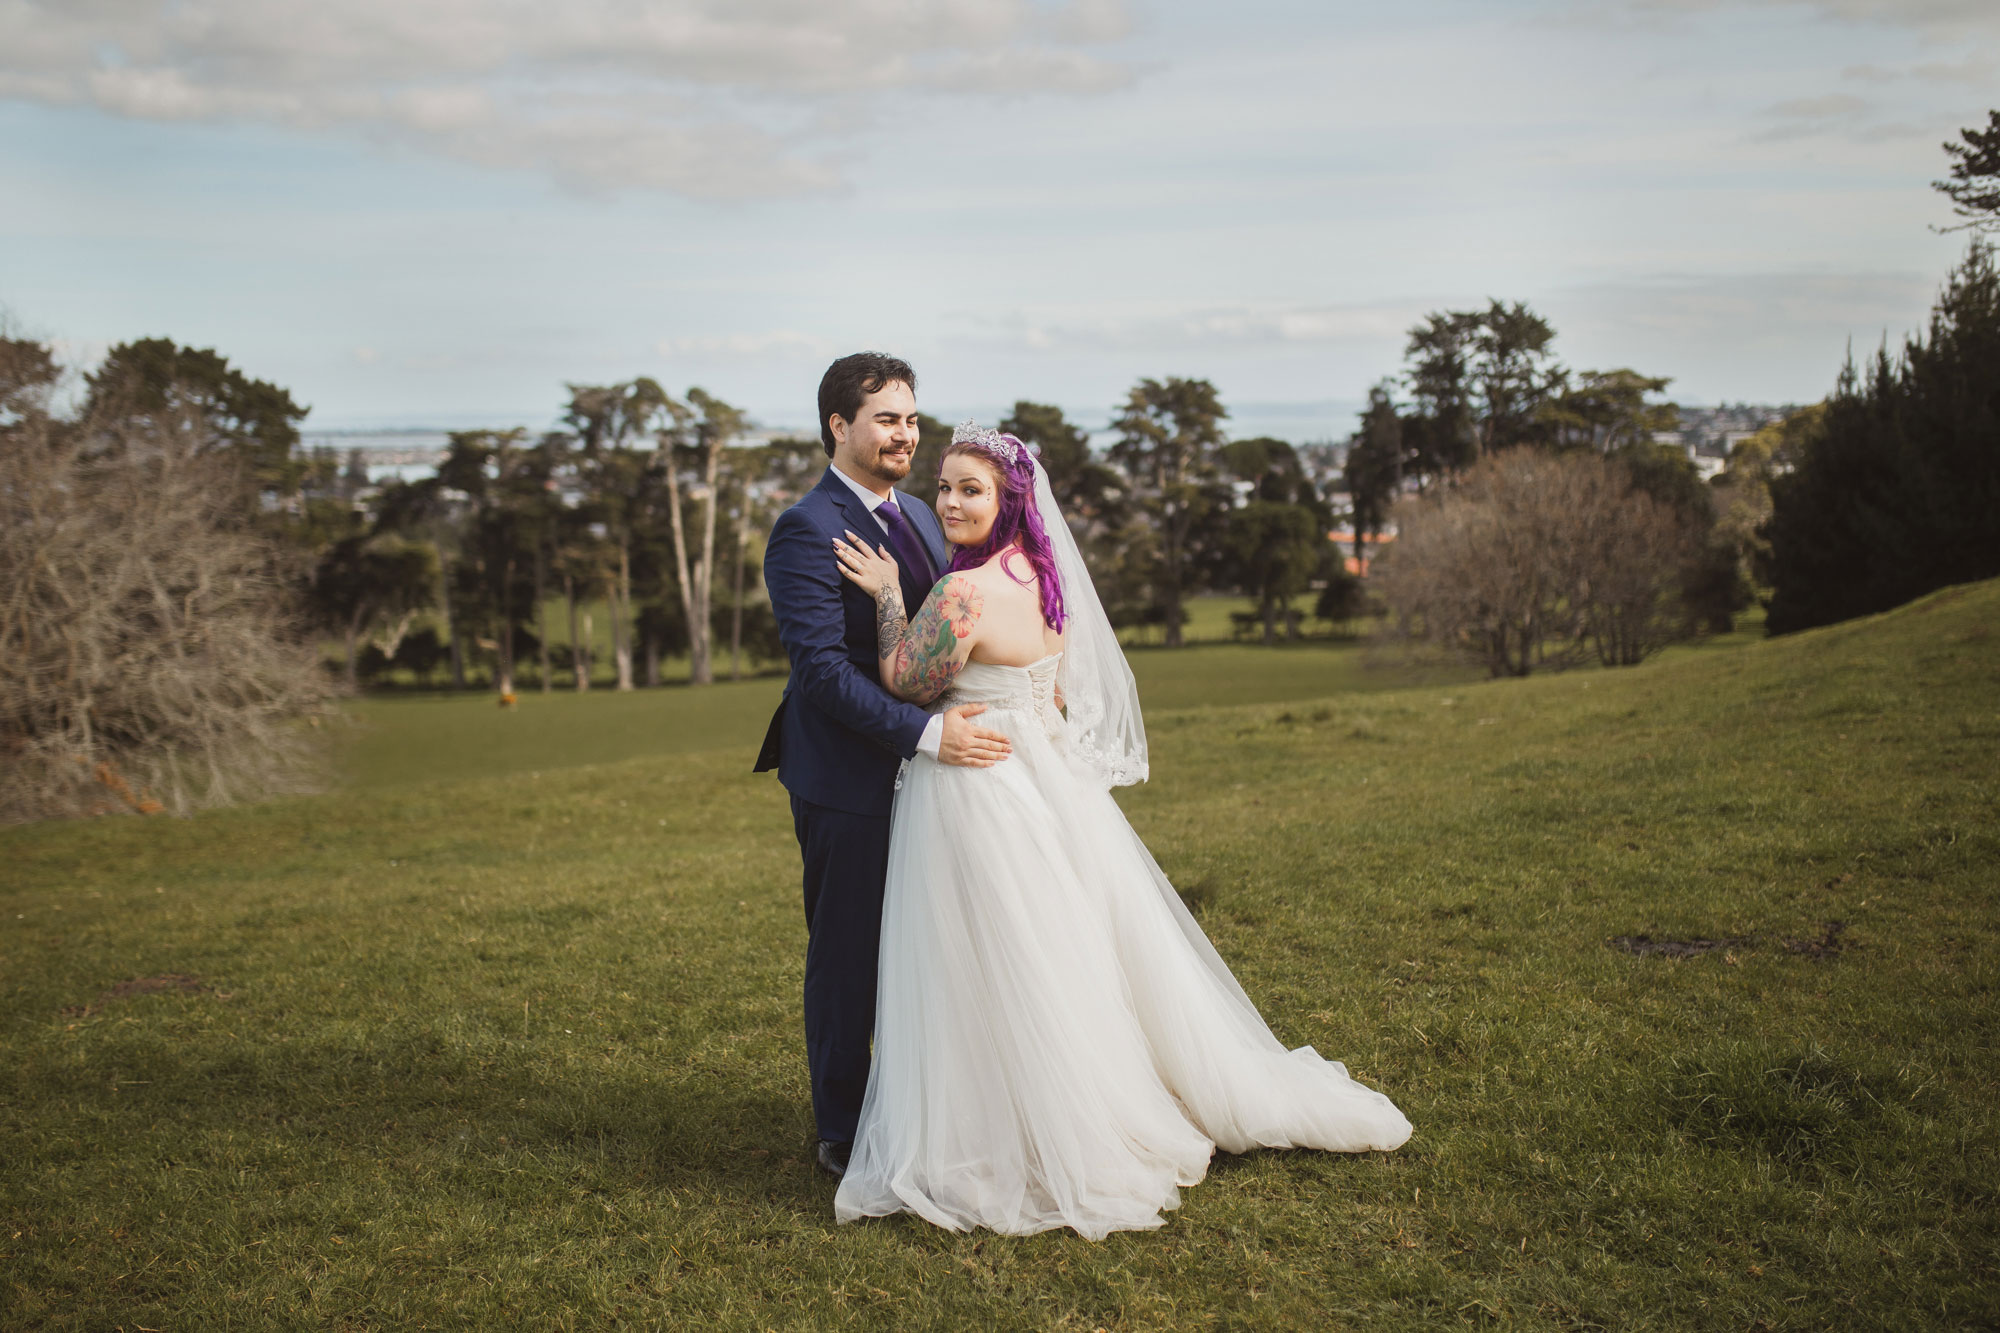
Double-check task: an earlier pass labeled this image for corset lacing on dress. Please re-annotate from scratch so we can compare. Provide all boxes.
[897,654,1065,790]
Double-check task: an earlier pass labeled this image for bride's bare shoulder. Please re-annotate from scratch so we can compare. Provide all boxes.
[949,559,1033,619]
[972,547,1040,589]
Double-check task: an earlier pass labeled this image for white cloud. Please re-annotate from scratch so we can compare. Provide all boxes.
[960,302,1426,353]
[1767,93,1872,119]
[0,0,1136,197]
[1559,269,1931,333]
[1749,89,1961,145]
[946,273,1942,407]
[1628,0,2000,38]
[1540,268,1941,399]
[1844,56,1997,83]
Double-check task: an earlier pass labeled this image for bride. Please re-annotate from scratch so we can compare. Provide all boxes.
[826,422,1411,1239]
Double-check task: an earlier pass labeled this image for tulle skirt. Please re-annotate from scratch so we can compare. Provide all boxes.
[832,690,1412,1239]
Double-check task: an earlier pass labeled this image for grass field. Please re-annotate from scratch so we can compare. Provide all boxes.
[3,584,1996,1330]
[1114,593,1332,647]
[338,608,1746,793]
[353,593,1291,694]
[340,634,1481,792]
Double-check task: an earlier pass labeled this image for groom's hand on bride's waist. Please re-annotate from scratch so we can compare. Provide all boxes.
[938,704,1012,767]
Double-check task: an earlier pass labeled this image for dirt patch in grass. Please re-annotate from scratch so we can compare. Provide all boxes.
[1610,922,1851,962]
[1782,920,1850,960]
[61,973,217,1019]
[1609,934,1753,959]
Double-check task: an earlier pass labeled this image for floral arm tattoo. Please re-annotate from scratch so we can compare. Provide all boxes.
[875,574,982,704]
[872,582,909,694]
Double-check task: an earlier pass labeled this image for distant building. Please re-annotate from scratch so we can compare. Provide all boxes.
[1674,404,1797,459]
[1326,528,1393,577]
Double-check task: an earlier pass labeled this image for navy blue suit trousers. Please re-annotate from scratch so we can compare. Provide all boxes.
[790,792,891,1144]
[757,469,949,1143]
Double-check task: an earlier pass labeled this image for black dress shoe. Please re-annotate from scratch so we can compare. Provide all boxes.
[815,1139,851,1179]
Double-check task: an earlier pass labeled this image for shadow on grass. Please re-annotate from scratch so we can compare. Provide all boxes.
[28,1007,829,1213]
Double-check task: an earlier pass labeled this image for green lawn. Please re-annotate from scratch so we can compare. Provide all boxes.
[3,584,1995,1330]
[341,675,790,792]
[340,634,1484,792]
[352,593,1339,692]
[1116,592,1283,646]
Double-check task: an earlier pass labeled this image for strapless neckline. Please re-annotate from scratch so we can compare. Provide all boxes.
[963,652,1063,673]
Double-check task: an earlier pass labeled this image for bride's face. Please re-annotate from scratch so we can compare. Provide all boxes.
[936,453,1002,546]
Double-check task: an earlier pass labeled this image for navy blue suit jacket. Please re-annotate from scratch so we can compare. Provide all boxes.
[755,468,950,818]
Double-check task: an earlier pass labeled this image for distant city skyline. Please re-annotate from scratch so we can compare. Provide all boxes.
[4,0,1993,433]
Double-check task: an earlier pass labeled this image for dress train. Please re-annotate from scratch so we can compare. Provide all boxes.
[833,656,1412,1239]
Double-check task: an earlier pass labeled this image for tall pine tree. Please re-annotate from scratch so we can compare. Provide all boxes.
[1763,241,2000,632]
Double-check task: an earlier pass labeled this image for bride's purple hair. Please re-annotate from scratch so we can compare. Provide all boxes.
[941,431,1067,632]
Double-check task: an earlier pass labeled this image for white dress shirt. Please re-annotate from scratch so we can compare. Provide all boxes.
[829,465,946,760]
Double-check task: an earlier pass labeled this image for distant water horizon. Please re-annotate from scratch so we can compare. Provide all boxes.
[303,399,1375,449]
[300,393,1792,451]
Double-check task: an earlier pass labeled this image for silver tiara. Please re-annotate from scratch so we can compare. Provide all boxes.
[951,420,1022,465]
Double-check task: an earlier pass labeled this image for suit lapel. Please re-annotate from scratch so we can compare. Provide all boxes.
[819,469,936,613]
[816,468,867,530]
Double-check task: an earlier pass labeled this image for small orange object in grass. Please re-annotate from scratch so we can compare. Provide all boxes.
[499,691,518,709]
[90,759,164,815]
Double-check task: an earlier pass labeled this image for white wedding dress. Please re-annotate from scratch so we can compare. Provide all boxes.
[832,652,1413,1239]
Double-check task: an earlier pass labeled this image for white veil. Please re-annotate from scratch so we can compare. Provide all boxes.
[949,420,1147,787]
[1028,446,1149,788]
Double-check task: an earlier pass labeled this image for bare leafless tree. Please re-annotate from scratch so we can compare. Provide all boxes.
[0,398,339,823]
[1575,483,1695,667]
[1375,450,1696,677]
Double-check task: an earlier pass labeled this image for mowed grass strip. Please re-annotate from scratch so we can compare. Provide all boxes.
[2,582,1996,1331]
[338,634,1483,793]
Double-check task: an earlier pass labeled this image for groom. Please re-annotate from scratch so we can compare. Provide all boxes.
[755,352,1013,1179]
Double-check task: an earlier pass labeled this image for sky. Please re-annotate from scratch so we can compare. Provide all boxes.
[2,0,1994,440]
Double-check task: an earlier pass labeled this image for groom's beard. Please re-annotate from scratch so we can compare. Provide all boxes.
[862,445,913,484]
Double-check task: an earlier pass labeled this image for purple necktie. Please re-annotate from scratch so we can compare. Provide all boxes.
[874,497,936,591]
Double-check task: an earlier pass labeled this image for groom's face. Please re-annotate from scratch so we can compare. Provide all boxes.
[831,381,919,485]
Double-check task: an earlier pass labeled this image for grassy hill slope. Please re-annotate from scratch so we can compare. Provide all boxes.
[2,582,1995,1330]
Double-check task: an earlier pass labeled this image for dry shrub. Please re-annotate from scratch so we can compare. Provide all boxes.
[0,409,340,823]
[1375,449,1696,677]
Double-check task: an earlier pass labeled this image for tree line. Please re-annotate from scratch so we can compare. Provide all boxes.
[340,374,1364,682]
[1334,300,1740,677]
[1352,111,2000,674]
[317,374,1369,693]
[0,322,1369,826]
[992,385,1350,648]
[7,109,1989,821]
[328,382,824,696]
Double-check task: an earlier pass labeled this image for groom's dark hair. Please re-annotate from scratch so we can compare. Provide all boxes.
[819,352,917,458]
